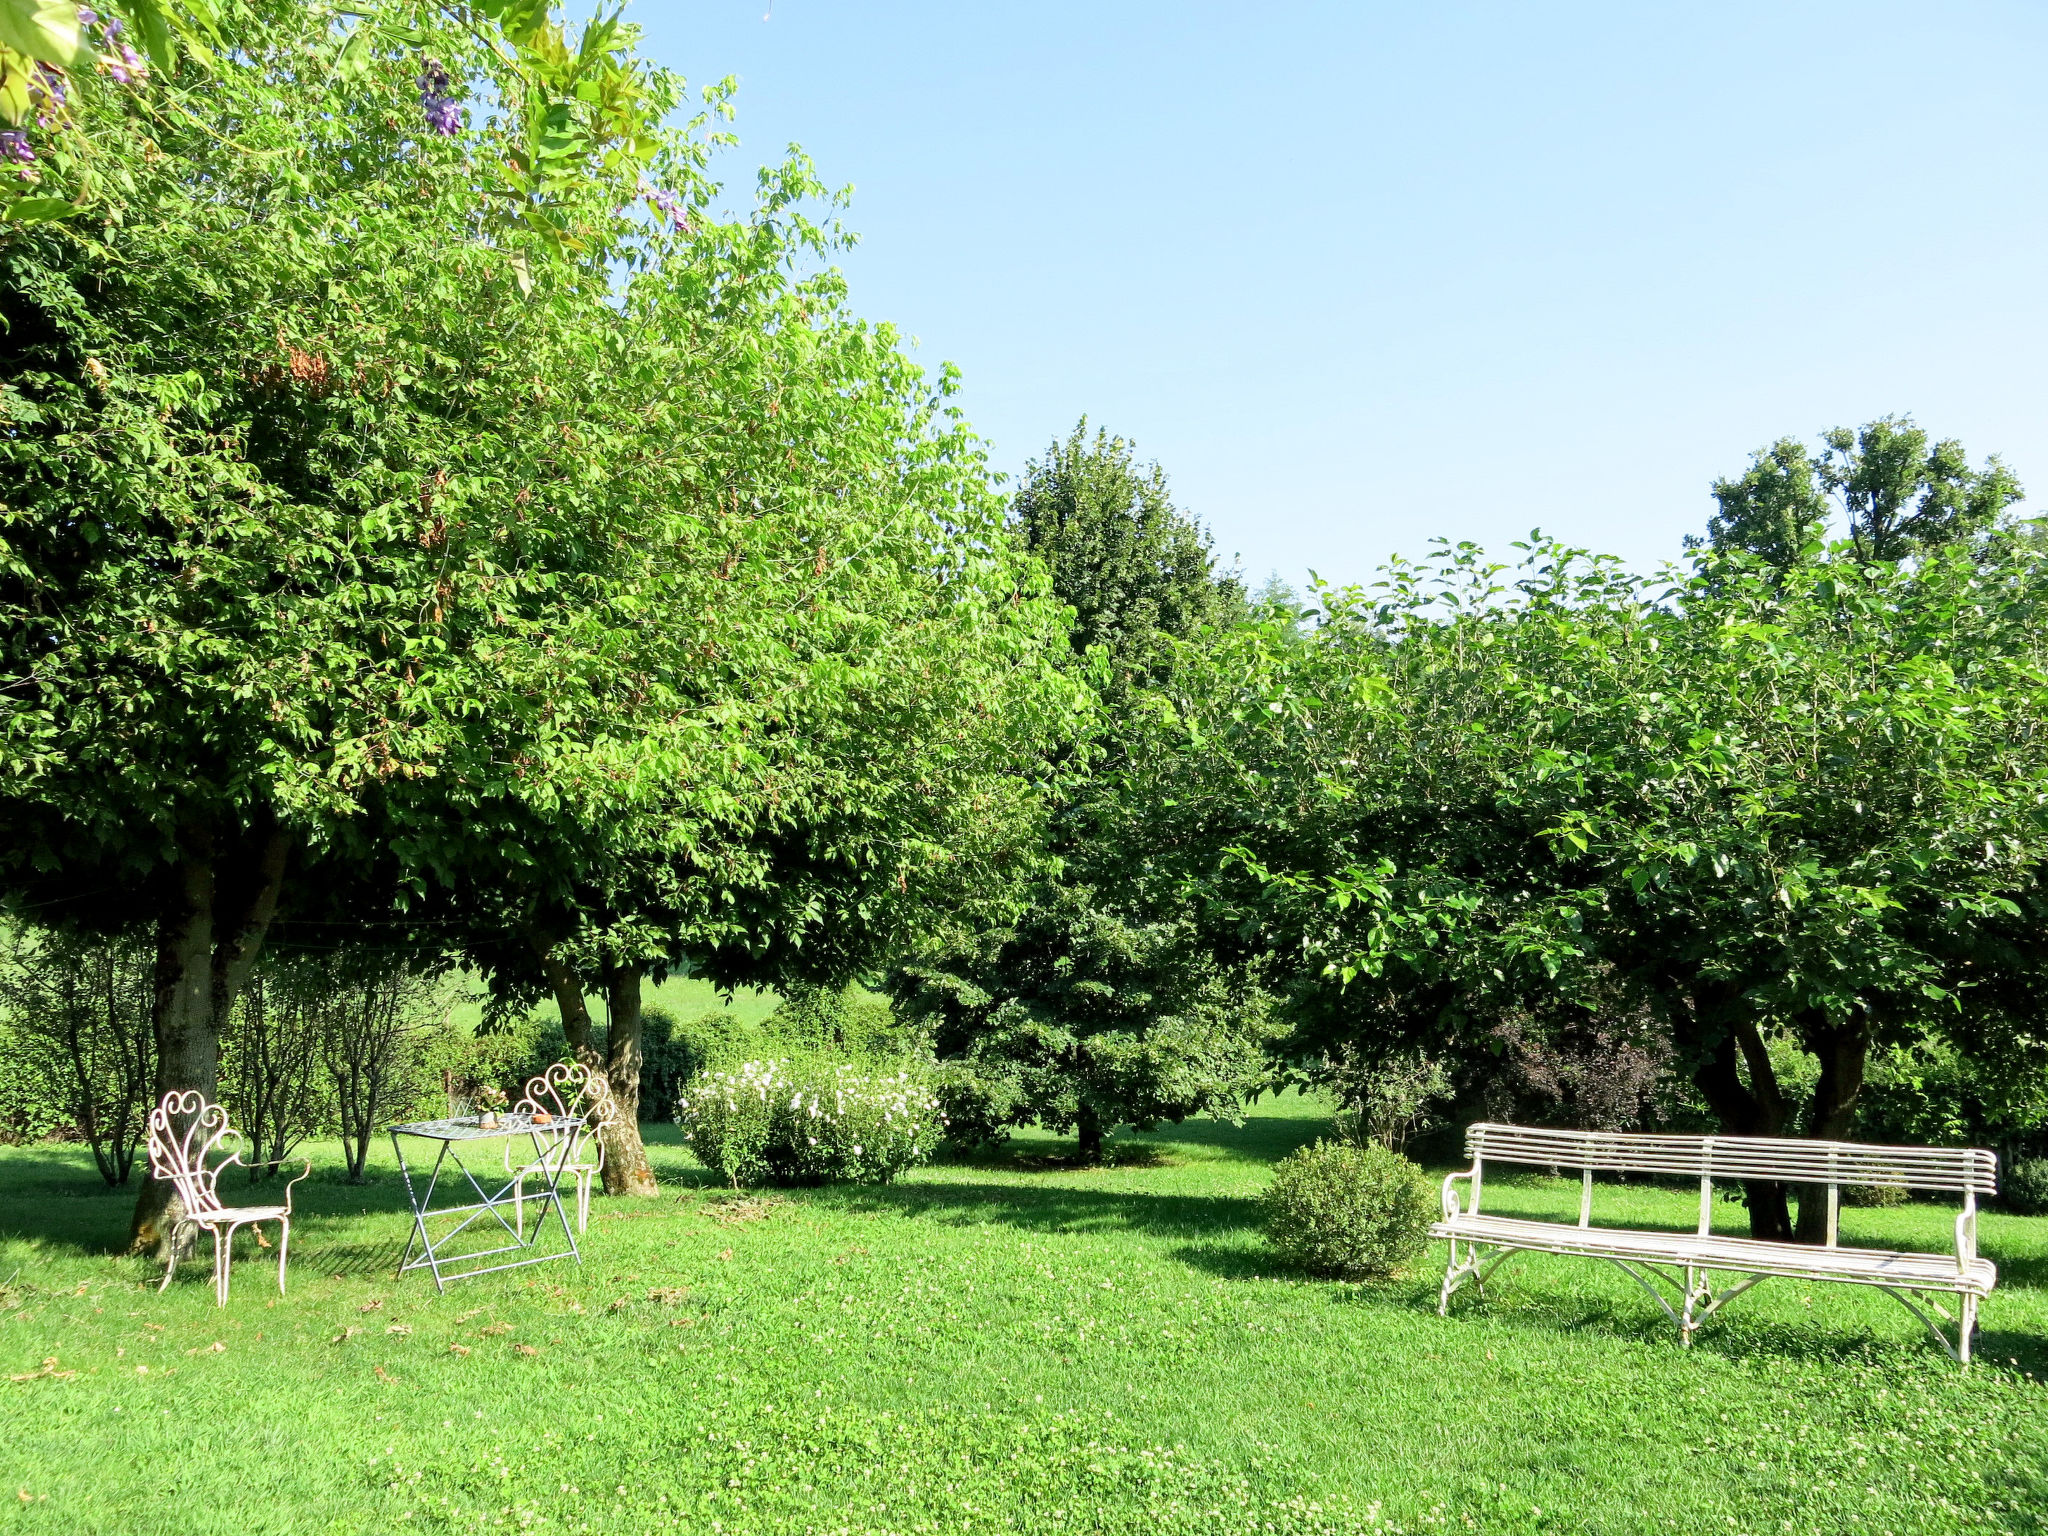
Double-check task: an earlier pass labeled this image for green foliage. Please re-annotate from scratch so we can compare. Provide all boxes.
[894,885,1278,1155]
[1260,1139,1435,1280]
[764,984,910,1060]
[1125,531,2048,1208]
[1011,418,1244,701]
[0,925,152,1178]
[673,1056,940,1187]
[0,0,669,234]
[1319,1048,1451,1154]
[1706,416,2023,565]
[2004,1158,2048,1217]
[1855,1036,2048,1152]
[635,1005,751,1124]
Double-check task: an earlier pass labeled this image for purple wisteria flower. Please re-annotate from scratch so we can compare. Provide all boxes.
[0,130,35,166]
[77,8,145,84]
[644,184,691,233]
[417,59,461,136]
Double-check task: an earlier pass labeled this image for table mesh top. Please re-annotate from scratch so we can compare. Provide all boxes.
[390,1114,574,1142]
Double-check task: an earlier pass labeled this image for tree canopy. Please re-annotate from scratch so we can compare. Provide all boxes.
[0,1,1080,1240]
[1119,532,2048,1236]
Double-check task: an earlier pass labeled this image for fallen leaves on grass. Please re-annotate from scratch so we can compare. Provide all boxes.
[331,1327,361,1345]
[512,1344,538,1357]
[701,1194,786,1227]
[184,1341,226,1356]
[8,1356,76,1382]
[647,1287,691,1306]
[479,1323,511,1337]
[448,1344,471,1357]
[385,1324,412,1337]
[374,1364,399,1384]
[359,1299,385,1313]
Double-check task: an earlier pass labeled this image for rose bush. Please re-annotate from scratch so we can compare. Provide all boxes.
[675,1057,941,1187]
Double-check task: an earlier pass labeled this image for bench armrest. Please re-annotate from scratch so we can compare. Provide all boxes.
[1441,1167,1477,1221]
[1955,1207,1976,1274]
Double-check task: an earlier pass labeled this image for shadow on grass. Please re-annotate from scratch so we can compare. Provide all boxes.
[814,1177,1264,1242]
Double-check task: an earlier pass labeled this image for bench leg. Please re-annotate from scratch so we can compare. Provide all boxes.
[1960,1295,1977,1367]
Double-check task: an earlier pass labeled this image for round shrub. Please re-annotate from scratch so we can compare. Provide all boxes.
[675,1057,942,1187]
[1261,1139,1435,1280]
[2004,1157,2048,1217]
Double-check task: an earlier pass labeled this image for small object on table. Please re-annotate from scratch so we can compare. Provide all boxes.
[532,1110,553,1126]
[389,1115,584,1292]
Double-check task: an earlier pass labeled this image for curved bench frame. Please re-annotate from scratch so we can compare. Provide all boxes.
[1433,1123,1997,1364]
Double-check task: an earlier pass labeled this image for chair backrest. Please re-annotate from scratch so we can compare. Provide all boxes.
[1464,1122,1997,1195]
[146,1091,238,1217]
[515,1062,618,1160]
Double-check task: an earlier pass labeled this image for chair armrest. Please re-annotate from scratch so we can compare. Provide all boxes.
[1441,1168,1477,1221]
[216,1153,313,1214]
[1955,1208,1976,1273]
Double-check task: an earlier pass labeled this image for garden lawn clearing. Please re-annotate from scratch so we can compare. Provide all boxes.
[2,1092,2044,1536]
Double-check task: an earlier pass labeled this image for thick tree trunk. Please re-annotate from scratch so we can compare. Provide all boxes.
[1688,1021,1796,1242]
[1076,1102,1105,1165]
[1793,1018,1870,1244]
[600,962,658,1197]
[128,827,291,1256]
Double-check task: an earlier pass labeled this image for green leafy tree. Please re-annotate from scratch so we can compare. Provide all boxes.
[1125,535,2048,1241]
[1707,417,2022,566]
[0,1,664,232]
[892,421,1267,1162]
[894,883,1276,1161]
[1011,418,1243,702]
[0,4,1080,1245]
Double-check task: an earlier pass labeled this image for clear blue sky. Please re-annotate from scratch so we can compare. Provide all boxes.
[634,1,2047,590]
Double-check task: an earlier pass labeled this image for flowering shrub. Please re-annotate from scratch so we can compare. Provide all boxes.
[675,1058,942,1187]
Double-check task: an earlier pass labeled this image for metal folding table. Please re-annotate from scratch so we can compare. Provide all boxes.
[389,1114,583,1292]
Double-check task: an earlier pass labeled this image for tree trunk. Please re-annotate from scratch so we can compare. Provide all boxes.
[1076,1102,1105,1165]
[129,828,292,1257]
[539,950,603,1071]
[1688,1022,1796,1242]
[600,962,659,1197]
[1793,1018,1870,1244]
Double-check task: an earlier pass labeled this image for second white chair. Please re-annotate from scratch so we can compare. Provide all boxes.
[504,1062,617,1237]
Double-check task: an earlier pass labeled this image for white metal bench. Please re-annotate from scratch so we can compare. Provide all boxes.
[1432,1122,1997,1363]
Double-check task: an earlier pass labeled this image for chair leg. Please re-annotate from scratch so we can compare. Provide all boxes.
[158,1220,183,1294]
[277,1217,290,1296]
[1961,1295,1978,1367]
[512,1175,525,1240]
[213,1225,230,1307]
[577,1169,593,1234]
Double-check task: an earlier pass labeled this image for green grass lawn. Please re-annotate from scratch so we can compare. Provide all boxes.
[3,1095,2044,1535]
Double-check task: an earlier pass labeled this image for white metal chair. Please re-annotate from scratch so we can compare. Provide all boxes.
[505,1062,617,1237]
[146,1090,310,1307]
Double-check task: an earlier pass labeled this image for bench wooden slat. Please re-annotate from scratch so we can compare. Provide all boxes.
[1433,1213,1998,1295]
[1464,1121,1996,1194]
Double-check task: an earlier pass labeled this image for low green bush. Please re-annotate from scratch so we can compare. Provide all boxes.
[674,1056,942,1187]
[2004,1157,2048,1216]
[1261,1139,1435,1281]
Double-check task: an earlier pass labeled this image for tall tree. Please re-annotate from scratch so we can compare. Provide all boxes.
[1012,419,1244,701]
[1707,417,2022,566]
[0,4,805,1248]
[894,420,1267,1161]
